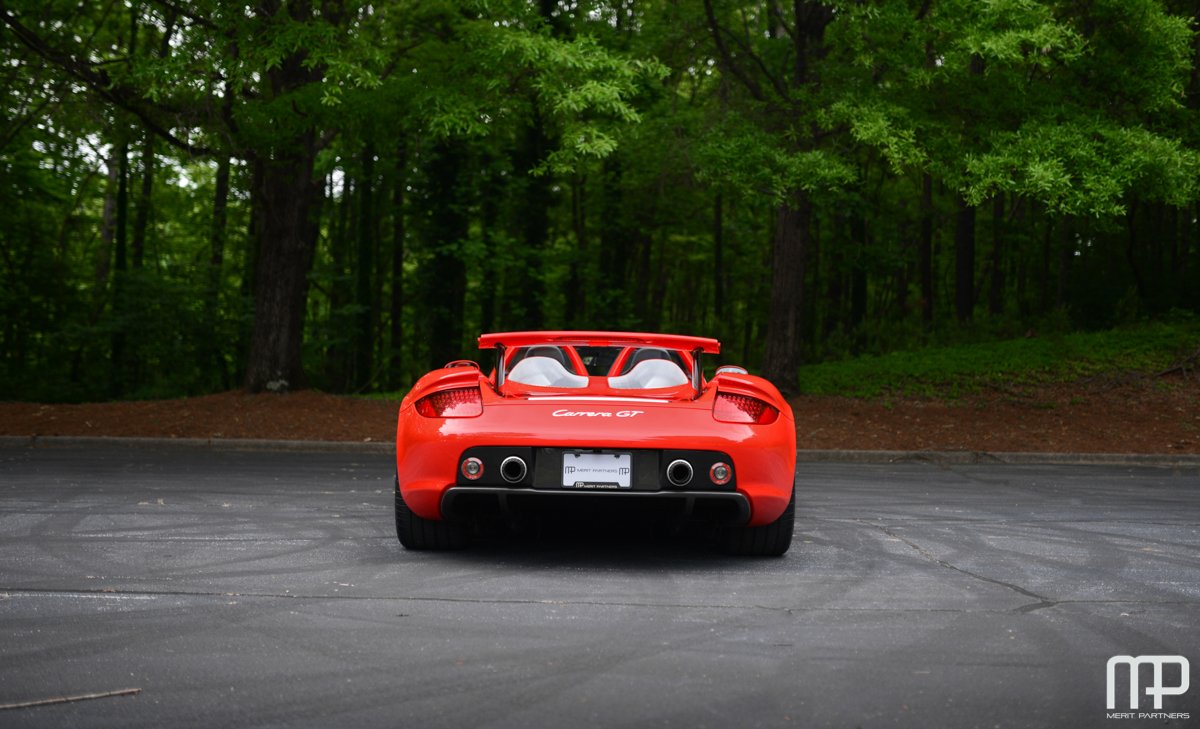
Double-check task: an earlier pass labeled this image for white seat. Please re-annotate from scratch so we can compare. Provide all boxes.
[507,356,588,389]
[608,359,688,389]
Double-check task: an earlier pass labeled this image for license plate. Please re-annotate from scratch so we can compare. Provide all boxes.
[562,452,632,489]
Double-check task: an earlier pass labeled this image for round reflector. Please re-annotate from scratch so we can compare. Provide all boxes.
[709,462,732,485]
[461,457,484,480]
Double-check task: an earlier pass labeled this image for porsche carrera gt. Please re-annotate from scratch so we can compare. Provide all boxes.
[394,331,796,555]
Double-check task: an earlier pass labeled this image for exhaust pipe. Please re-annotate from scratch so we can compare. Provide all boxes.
[666,459,693,487]
[500,456,528,484]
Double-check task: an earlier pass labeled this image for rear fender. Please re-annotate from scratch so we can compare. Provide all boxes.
[709,373,791,418]
[400,368,488,412]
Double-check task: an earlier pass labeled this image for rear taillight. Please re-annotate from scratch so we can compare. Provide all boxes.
[415,387,483,418]
[713,392,778,424]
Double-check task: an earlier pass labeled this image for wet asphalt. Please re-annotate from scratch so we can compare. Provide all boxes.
[0,446,1197,728]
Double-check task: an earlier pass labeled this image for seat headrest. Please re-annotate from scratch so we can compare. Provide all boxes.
[622,347,673,374]
[524,346,570,369]
[507,356,588,389]
[608,359,688,390]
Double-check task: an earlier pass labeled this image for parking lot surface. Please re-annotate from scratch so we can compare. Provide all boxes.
[0,446,1197,728]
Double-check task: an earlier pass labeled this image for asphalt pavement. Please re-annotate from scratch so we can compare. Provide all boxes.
[0,446,1197,728]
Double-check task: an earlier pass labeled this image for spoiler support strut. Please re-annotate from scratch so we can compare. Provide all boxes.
[495,344,507,395]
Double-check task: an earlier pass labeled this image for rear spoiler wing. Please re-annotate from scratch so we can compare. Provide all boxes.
[478,330,721,396]
[478,331,720,353]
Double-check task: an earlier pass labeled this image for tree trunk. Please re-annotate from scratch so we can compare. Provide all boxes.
[1058,221,1073,308]
[1014,198,1029,318]
[1149,203,1164,296]
[805,209,820,346]
[713,191,726,329]
[110,139,129,396]
[850,215,867,330]
[423,141,468,370]
[74,147,122,386]
[210,156,230,281]
[389,141,407,388]
[1040,211,1052,313]
[242,24,326,393]
[132,131,153,270]
[597,158,627,327]
[480,164,500,335]
[1166,205,1179,302]
[95,148,119,304]
[243,134,323,393]
[118,130,154,390]
[954,194,975,324]
[649,229,668,332]
[565,173,587,327]
[206,153,230,388]
[919,173,934,325]
[761,193,810,394]
[354,143,375,390]
[634,231,653,326]
[1186,202,1198,281]
[514,106,551,329]
[759,0,831,385]
[1125,204,1145,301]
[824,223,844,337]
[989,194,1004,317]
[325,174,351,390]
[235,159,263,386]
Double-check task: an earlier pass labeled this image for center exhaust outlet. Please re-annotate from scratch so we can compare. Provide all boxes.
[500,456,528,484]
[666,459,694,487]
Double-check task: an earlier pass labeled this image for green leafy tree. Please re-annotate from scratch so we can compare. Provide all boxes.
[3,0,654,391]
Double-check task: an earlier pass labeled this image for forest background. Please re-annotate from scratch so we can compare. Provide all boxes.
[2,0,1199,403]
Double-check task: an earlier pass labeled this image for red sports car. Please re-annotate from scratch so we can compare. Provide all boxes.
[394,331,796,555]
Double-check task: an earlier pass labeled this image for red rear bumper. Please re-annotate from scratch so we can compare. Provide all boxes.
[396,397,795,526]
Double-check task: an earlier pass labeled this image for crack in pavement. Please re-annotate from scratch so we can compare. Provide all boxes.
[861,520,1060,614]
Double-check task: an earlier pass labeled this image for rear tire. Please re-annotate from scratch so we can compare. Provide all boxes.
[394,478,468,550]
[719,485,795,556]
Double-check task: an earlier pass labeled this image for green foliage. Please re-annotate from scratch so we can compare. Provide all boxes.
[797,319,1200,398]
[826,101,926,174]
[697,117,858,202]
[964,121,1200,215]
[2,0,1200,403]
[494,32,667,172]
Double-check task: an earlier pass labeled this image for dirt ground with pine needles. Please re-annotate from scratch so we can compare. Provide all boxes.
[2,375,1197,454]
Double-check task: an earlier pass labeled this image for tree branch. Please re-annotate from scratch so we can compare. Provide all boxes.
[703,0,765,102]
[147,0,216,30]
[157,9,179,59]
[0,83,66,152]
[316,127,340,153]
[768,1,796,42]
[727,9,789,99]
[0,8,214,156]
